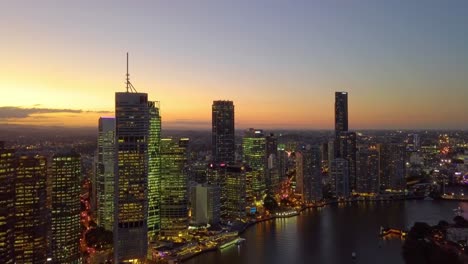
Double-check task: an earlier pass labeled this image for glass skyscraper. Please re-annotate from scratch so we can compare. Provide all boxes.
[335,91,348,135]
[242,128,267,201]
[212,100,235,164]
[51,152,81,264]
[0,143,15,264]
[379,143,406,191]
[148,101,161,241]
[14,154,48,263]
[159,138,189,238]
[96,117,115,231]
[356,146,380,194]
[223,164,248,220]
[331,158,349,198]
[114,92,149,263]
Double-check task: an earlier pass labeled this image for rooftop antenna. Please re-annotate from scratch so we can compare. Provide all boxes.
[125,52,138,93]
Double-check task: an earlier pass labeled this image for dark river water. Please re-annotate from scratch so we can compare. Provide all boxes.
[185,200,468,264]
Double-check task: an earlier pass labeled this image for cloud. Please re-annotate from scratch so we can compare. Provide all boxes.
[0,106,111,119]
[86,110,114,114]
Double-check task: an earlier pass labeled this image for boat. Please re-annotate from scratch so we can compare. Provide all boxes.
[219,237,244,250]
[236,238,246,245]
[454,207,464,216]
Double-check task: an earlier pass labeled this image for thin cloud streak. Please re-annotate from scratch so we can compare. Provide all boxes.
[0,106,112,119]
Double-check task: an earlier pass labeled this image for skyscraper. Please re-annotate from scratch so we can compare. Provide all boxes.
[190,184,220,226]
[331,158,349,198]
[356,146,380,194]
[51,152,81,264]
[95,117,115,231]
[379,143,406,191]
[148,101,161,241]
[159,138,189,238]
[337,131,357,191]
[334,92,356,193]
[303,145,323,201]
[0,143,15,264]
[223,164,248,220]
[335,91,348,135]
[265,133,279,192]
[114,91,150,263]
[14,154,48,263]
[212,100,235,164]
[242,128,267,201]
[295,152,304,200]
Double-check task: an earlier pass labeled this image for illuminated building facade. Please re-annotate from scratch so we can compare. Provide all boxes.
[335,91,348,135]
[266,133,279,192]
[114,92,149,263]
[379,143,406,191]
[242,128,267,201]
[51,152,81,264]
[14,154,48,263]
[303,145,323,201]
[356,147,380,194]
[212,100,235,164]
[295,152,304,200]
[223,164,248,220]
[0,143,15,264]
[148,101,161,241]
[337,131,357,191]
[159,138,189,237]
[96,117,115,231]
[331,158,349,198]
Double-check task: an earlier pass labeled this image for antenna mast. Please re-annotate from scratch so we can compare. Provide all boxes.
[125,52,138,93]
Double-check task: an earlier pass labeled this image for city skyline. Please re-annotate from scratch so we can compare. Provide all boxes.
[1,1,468,130]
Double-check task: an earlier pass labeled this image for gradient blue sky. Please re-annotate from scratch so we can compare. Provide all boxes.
[1,0,467,129]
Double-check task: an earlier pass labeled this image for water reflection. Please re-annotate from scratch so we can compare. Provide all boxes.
[186,200,464,264]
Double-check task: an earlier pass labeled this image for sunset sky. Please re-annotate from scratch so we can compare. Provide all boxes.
[1,0,467,129]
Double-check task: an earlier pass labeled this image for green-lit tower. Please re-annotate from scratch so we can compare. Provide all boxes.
[242,128,267,203]
[148,101,161,241]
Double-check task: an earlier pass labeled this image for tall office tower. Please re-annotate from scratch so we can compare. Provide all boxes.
[407,134,420,152]
[212,100,235,164]
[223,164,248,220]
[51,152,81,264]
[327,140,335,164]
[0,143,15,264]
[379,143,406,191]
[159,138,189,238]
[265,133,278,159]
[267,154,280,193]
[303,145,323,201]
[95,117,115,231]
[337,132,357,191]
[277,144,288,182]
[320,142,329,167]
[148,101,161,241]
[14,154,48,263]
[265,133,278,191]
[190,184,220,226]
[206,163,225,187]
[295,152,304,200]
[242,128,267,200]
[356,146,380,194]
[335,91,348,135]
[114,90,150,262]
[331,158,349,198]
[189,162,208,184]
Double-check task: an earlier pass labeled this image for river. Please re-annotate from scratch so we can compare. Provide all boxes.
[185,200,468,264]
